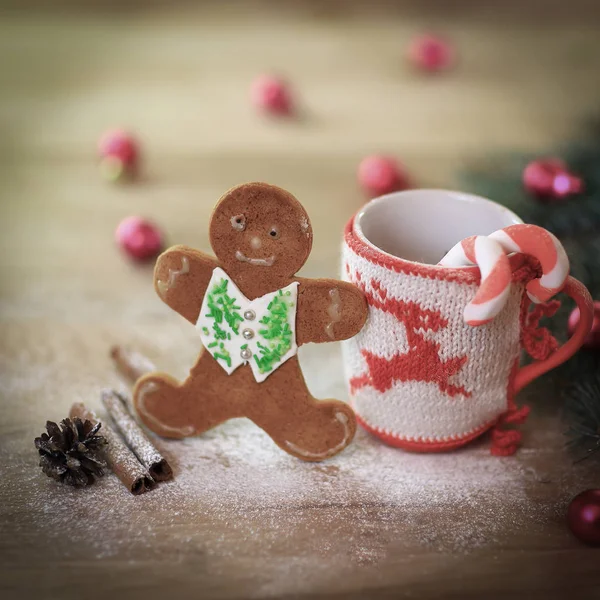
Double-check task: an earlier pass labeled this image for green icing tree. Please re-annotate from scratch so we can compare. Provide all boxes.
[205,278,244,336]
[204,278,242,367]
[255,290,294,374]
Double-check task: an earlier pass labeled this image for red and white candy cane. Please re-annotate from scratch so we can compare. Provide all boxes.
[439,235,512,326]
[489,224,569,304]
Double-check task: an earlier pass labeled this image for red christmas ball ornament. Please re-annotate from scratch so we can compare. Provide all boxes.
[408,34,456,73]
[98,130,139,182]
[115,216,163,261]
[250,74,294,116]
[567,489,600,546]
[523,158,584,201]
[358,156,410,197]
[568,301,600,349]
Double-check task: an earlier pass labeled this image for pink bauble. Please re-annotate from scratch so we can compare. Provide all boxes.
[408,34,455,73]
[568,301,600,349]
[98,130,139,181]
[523,158,564,196]
[567,489,600,546]
[98,130,138,164]
[250,74,293,115]
[358,156,409,197]
[523,158,583,201]
[115,216,163,261]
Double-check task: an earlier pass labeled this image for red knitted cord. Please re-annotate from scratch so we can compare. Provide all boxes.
[491,428,523,456]
[502,404,530,425]
[520,300,561,360]
[491,260,560,456]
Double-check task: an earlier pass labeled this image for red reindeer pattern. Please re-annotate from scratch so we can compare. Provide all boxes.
[349,276,472,399]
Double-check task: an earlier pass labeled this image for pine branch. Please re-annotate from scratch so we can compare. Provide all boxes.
[563,369,600,462]
[461,119,600,459]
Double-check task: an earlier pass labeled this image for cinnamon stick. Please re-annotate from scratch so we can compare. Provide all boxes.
[110,345,155,384]
[69,402,155,495]
[101,389,173,482]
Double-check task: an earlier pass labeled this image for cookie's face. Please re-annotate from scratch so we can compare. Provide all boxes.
[209,183,313,279]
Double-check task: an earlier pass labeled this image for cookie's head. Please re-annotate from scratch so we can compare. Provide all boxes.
[210,182,313,278]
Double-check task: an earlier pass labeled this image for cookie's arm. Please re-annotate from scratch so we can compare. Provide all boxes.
[153,245,218,324]
[296,278,368,345]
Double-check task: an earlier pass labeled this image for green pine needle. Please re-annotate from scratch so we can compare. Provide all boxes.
[563,368,600,462]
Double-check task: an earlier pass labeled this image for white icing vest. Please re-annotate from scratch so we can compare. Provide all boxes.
[196,267,299,383]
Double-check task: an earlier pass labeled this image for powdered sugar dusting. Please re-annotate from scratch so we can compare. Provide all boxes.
[1,323,591,597]
[20,419,543,556]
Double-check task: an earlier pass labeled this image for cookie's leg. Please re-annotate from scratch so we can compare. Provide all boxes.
[244,357,356,461]
[133,351,241,438]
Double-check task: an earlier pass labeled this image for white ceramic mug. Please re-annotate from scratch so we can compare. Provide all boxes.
[342,189,593,455]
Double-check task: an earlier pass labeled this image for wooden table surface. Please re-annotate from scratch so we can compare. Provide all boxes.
[2,2,600,599]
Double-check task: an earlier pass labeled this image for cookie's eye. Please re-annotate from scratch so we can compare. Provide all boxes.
[230,214,246,232]
[269,226,280,239]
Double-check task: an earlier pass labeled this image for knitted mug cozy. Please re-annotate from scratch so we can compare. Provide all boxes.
[342,217,593,456]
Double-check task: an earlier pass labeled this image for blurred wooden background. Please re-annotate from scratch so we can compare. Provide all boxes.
[1,1,599,599]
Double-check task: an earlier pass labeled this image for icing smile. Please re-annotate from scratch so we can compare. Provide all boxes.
[235,250,275,267]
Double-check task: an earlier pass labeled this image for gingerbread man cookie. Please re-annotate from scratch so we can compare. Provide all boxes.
[133,182,368,461]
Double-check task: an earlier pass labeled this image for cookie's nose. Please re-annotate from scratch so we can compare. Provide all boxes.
[250,236,262,250]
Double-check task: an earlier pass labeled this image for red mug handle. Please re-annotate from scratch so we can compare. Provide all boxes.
[514,276,594,393]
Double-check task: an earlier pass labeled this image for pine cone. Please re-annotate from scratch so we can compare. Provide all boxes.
[35,418,108,487]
